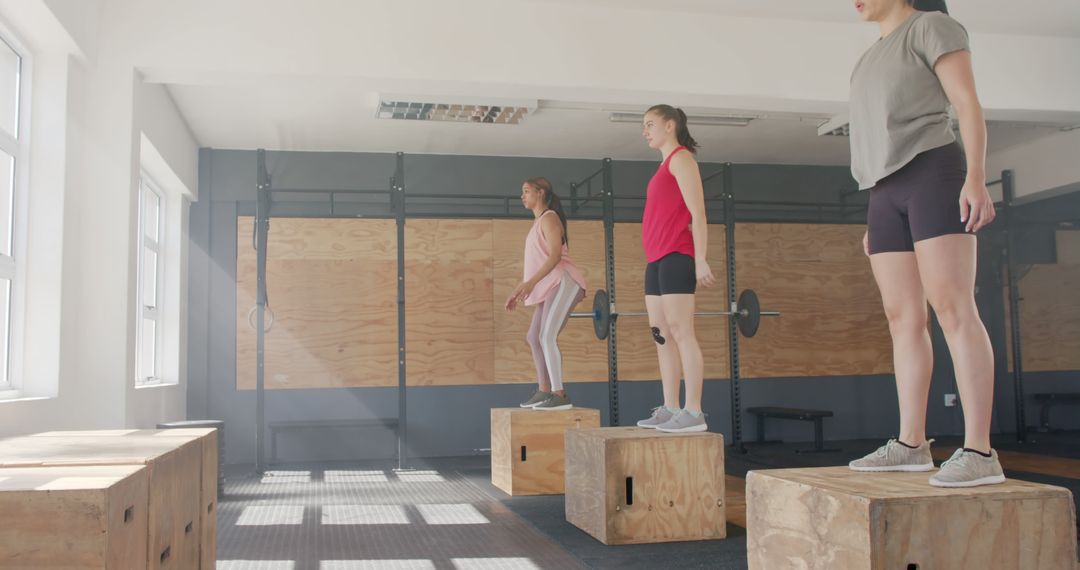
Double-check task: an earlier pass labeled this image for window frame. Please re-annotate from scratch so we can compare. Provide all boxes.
[135,173,167,386]
[0,23,32,393]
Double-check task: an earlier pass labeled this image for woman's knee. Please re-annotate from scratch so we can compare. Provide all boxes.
[666,318,695,344]
[526,326,542,348]
[538,325,563,352]
[928,296,978,334]
[647,317,671,345]
[882,299,928,335]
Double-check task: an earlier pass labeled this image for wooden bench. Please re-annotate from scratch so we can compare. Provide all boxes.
[1033,393,1080,432]
[269,419,398,463]
[746,407,836,453]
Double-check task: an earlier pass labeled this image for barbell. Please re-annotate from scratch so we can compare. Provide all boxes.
[570,288,780,340]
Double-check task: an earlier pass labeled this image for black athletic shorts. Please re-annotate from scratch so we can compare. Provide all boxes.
[645,252,696,296]
[867,142,968,255]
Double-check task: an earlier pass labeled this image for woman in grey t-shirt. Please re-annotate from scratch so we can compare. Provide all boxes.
[846,0,1004,487]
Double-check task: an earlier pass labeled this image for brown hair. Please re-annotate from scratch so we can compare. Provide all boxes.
[524,177,568,245]
[909,0,948,13]
[646,104,699,154]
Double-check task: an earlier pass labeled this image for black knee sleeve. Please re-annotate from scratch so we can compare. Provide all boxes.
[651,326,666,345]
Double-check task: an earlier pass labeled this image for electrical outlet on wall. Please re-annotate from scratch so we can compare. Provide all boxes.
[944,393,958,407]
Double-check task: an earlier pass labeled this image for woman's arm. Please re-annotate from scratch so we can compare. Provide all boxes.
[936,49,996,232]
[670,151,717,287]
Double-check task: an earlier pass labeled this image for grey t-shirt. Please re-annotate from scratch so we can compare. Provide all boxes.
[849,11,970,190]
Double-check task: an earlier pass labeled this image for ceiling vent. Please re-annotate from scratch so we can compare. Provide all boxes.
[817,114,850,137]
[376,96,536,124]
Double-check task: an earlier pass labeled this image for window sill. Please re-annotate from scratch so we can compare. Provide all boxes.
[134,380,178,390]
[0,389,52,403]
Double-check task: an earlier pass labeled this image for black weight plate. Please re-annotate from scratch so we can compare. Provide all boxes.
[592,289,610,340]
[737,288,761,338]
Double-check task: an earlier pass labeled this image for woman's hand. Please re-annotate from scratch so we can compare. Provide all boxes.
[504,280,536,312]
[862,230,870,257]
[696,259,717,288]
[960,178,996,233]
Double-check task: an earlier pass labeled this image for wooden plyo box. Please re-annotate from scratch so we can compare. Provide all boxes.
[491,407,600,496]
[0,435,203,570]
[746,466,1078,570]
[0,465,149,569]
[33,429,219,570]
[565,427,726,545]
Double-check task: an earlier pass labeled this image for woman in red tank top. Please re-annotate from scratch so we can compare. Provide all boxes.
[635,105,717,434]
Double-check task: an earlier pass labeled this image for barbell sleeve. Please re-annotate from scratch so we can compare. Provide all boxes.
[570,309,780,319]
[567,287,777,340]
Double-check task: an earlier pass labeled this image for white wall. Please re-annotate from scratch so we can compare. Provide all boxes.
[138,81,198,199]
[988,128,1080,201]
[126,80,198,429]
[40,0,98,60]
[0,0,198,435]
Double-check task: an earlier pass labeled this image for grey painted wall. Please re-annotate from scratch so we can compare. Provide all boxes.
[186,149,1080,465]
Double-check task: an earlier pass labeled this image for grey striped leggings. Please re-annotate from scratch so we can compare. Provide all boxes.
[526,275,584,391]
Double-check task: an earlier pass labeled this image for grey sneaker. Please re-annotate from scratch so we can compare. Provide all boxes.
[636,406,676,429]
[656,410,708,433]
[519,390,550,408]
[534,392,572,411]
[930,448,1006,488]
[849,438,935,472]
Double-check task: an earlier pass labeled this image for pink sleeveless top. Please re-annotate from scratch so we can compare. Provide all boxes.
[523,210,587,306]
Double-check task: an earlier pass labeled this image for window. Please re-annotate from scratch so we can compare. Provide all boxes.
[0,30,28,390]
[136,175,165,385]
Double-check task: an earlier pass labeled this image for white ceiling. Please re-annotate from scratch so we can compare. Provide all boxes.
[529,0,1080,38]
[156,0,1080,163]
[167,83,1066,164]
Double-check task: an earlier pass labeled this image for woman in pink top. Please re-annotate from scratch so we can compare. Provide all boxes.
[635,105,717,434]
[505,177,587,411]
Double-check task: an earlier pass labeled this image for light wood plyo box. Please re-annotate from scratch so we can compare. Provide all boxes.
[0,465,149,569]
[490,407,601,496]
[32,429,220,570]
[565,427,726,545]
[746,466,1078,570]
[0,435,203,570]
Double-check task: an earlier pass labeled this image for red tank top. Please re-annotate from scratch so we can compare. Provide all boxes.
[642,146,695,263]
